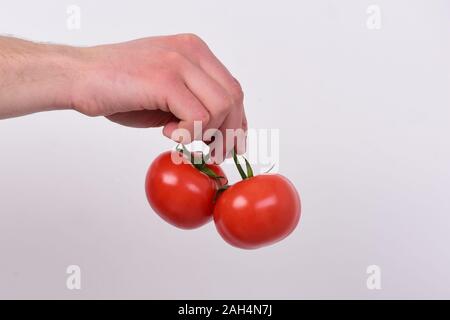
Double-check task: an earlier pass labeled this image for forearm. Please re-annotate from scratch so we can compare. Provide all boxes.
[0,36,78,119]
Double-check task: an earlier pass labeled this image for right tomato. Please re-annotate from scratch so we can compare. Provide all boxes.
[213,174,301,249]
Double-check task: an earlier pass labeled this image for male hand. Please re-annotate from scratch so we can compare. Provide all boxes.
[0,34,247,159]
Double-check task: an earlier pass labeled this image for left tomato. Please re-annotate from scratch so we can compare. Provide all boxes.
[145,151,226,229]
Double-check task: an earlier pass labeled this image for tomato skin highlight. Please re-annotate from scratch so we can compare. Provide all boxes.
[145,151,225,229]
[213,174,301,249]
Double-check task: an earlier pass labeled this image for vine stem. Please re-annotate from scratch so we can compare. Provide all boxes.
[176,144,225,181]
[232,150,254,180]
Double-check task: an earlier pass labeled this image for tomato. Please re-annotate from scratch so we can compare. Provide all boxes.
[213,174,301,249]
[145,151,226,229]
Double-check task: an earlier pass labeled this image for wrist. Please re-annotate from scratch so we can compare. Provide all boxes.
[0,37,83,118]
[28,42,83,111]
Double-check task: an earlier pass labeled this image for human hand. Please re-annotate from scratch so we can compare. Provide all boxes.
[71,34,247,157]
[0,34,247,159]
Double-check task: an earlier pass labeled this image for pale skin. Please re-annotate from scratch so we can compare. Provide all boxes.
[0,34,247,159]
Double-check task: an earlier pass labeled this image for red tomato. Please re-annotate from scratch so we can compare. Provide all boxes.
[145,151,226,229]
[213,174,301,249]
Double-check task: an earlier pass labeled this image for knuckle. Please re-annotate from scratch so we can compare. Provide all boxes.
[73,99,101,117]
[81,109,98,117]
[214,96,233,117]
[159,69,179,85]
[230,79,244,105]
[163,50,184,64]
[242,119,248,131]
[175,33,204,47]
[197,110,210,124]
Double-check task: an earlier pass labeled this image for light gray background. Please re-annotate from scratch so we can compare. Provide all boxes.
[0,0,449,299]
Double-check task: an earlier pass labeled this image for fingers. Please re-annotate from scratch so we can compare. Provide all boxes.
[163,80,210,142]
[168,34,247,156]
[242,108,248,132]
[156,51,235,149]
[128,34,248,161]
[241,108,248,153]
[180,61,232,133]
[195,69,245,159]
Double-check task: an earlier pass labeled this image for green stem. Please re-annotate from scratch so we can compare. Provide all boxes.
[232,150,248,180]
[177,144,224,181]
[214,184,229,203]
[243,156,254,178]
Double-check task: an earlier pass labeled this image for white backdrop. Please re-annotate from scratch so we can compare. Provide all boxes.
[0,0,449,299]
